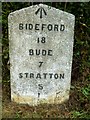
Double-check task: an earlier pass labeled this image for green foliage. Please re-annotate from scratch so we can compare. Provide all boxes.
[15,112,21,118]
[71,110,90,118]
[81,85,90,100]
[86,74,90,81]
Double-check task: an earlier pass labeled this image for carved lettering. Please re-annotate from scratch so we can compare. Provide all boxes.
[19,73,65,79]
[29,49,53,56]
[19,23,65,31]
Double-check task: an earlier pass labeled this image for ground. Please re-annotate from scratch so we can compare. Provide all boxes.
[2,67,90,119]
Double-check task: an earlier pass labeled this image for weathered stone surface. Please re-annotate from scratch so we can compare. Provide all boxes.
[8,4,75,106]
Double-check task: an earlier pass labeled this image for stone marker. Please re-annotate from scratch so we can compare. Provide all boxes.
[8,4,75,106]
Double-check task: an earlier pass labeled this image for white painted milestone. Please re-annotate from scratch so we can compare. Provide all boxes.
[8,4,75,105]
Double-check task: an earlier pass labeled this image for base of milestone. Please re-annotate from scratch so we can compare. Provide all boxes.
[11,93,69,106]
